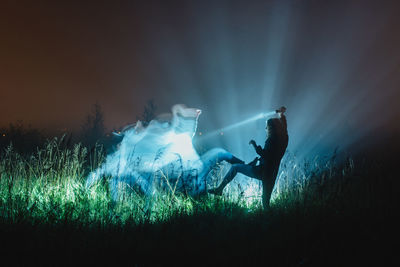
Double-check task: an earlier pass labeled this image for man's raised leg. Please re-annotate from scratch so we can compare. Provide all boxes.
[209,164,257,195]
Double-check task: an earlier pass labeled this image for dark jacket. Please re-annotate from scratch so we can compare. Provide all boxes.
[255,115,288,181]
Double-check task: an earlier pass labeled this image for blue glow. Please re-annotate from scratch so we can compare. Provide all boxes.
[140,1,399,164]
[86,105,242,199]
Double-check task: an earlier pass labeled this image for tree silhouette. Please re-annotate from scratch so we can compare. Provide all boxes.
[137,99,157,127]
[81,103,106,148]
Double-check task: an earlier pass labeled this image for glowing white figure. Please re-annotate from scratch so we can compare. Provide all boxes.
[86,105,207,198]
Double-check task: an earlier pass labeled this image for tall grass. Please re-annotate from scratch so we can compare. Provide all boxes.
[0,136,365,228]
[1,137,398,266]
[0,137,258,226]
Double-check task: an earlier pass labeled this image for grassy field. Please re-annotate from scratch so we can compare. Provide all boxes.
[0,137,398,266]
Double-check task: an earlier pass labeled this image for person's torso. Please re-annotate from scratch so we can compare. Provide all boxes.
[259,134,288,171]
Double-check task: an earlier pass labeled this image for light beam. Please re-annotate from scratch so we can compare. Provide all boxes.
[202,111,276,139]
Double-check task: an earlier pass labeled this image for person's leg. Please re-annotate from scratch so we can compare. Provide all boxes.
[209,164,258,195]
[199,148,244,180]
[261,180,273,209]
[261,169,279,209]
[201,147,244,164]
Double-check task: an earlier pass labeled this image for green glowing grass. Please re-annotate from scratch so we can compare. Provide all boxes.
[0,137,356,227]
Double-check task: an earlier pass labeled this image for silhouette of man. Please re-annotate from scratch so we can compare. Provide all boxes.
[209,107,288,208]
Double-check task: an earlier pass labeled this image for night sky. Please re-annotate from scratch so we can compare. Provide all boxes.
[1,0,400,155]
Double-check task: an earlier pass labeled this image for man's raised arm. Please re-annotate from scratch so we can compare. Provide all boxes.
[249,140,263,156]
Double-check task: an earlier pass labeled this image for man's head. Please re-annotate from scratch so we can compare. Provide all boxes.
[266,118,285,137]
[276,106,287,114]
[266,106,287,137]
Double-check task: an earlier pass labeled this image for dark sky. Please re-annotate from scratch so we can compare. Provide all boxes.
[1,0,156,131]
[1,0,400,152]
